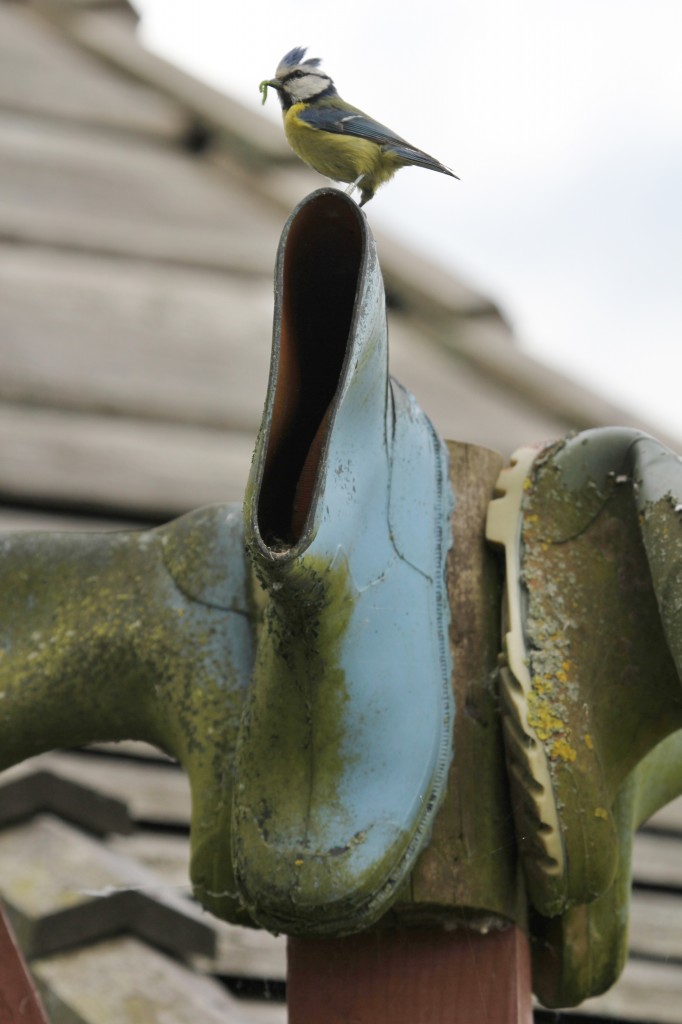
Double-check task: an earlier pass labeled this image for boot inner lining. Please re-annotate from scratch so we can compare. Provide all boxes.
[257,194,363,548]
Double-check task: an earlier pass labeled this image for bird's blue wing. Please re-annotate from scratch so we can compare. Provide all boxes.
[296,105,456,176]
[297,105,411,148]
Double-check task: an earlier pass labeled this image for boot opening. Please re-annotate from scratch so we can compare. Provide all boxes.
[257,193,364,549]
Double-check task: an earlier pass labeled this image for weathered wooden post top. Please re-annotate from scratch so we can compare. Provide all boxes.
[2,188,682,1021]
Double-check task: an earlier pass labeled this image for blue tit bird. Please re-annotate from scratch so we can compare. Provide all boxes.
[260,47,458,206]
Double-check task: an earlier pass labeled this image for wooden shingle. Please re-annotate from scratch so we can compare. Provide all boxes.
[32,936,286,1024]
[0,815,214,959]
[0,3,180,137]
[0,751,190,829]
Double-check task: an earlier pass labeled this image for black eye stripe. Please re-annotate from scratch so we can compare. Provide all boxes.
[283,69,331,84]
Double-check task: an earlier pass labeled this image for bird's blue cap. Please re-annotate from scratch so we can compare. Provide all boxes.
[278,47,322,71]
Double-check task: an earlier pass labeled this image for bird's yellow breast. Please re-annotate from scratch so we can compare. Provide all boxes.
[283,103,394,187]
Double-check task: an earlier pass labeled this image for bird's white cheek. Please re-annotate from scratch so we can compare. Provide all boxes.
[288,75,331,103]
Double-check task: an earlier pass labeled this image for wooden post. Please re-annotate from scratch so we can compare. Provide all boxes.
[288,926,533,1023]
[287,444,532,1023]
[0,901,49,1024]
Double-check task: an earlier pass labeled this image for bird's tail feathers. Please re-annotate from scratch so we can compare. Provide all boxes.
[389,145,459,179]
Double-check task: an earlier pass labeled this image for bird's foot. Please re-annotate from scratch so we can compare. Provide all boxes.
[345,174,365,196]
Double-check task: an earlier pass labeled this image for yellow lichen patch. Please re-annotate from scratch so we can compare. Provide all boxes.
[594,807,609,820]
[527,691,564,742]
[531,674,553,696]
[550,737,577,763]
[527,672,578,762]
[584,734,594,750]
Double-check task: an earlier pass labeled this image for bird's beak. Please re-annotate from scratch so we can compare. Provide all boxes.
[259,78,282,105]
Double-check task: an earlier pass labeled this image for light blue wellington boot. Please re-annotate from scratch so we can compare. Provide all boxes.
[234,188,455,935]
